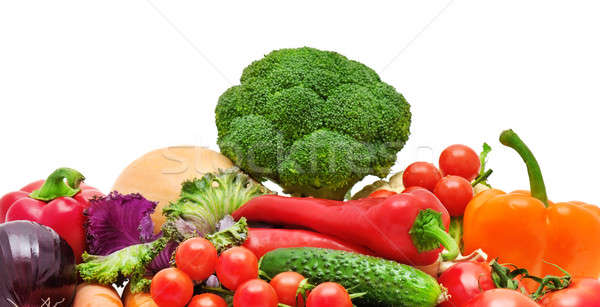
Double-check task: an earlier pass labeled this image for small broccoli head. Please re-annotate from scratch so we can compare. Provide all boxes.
[216,47,411,200]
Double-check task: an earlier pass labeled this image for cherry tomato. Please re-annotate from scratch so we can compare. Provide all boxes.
[175,237,218,281]
[434,175,474,216]
[233,279,279,307]
[464,289,538,307]
[402,162,442,192]
[439,144,480,181]
[401,186,422,193]
[150,267,194,307]
[306,282,352,307]
[189,293,228,307]
[368,189,397,198]
[270,272,306,306]
[538,278,600,307]
[216,246,259,290]
[438,261,496,307]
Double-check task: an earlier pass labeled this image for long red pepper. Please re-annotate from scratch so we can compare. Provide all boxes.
[244,228,375,258]
[233,187,458,266]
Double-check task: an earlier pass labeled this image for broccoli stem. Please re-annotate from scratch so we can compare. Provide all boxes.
[283,181,357,201]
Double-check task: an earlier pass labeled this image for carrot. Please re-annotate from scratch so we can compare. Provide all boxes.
[123,285,158,307]
[73,283,123,307]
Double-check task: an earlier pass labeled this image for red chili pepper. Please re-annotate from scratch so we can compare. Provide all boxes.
[0,168,102,262]
[233,188,458,266]
[243,228,375,258]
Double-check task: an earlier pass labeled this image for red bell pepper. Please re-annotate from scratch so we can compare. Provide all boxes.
[243,228,375,258]
[232,187,458,266]
[0,168,102,262]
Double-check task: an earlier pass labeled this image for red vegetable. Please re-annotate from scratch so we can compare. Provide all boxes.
[433,175,474,216]
[439,144,480,181]
[0,168,102,262]
[175,237,218,281]
[270,272,306,306]
[233,279,278,307]
[538,278,600,307]
[233,188,458,266]
[464,289,539,307]
[216,247,259,290]
[0,220,77,307]
[306,282,352,307]
[188,293,227,307]
[438,261,496,307]
[243,228,374,258]
[367,189,397,198]
[150,268,194,307]
[402,162,442,192]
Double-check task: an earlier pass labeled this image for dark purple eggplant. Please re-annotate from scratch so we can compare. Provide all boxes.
[0,221,76,307]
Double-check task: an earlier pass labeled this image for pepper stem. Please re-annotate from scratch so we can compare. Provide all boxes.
[499,129,549,207]
[29,167,85,201]
[409,209,459,261]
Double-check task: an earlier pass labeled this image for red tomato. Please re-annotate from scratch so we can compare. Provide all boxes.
[439,144,480,181]
[216,246,259,290]
[401,186,422,193]
[270,272,306,306]
[306,282,352,307]
[538,278,600,307]
[402,162,442,191]
[438,261,496,307]
[464,289,539,307]
[433,175,474,216]
[189,293,228,307]
[233,279,279,307]
[175,237,218,281]
[368,189,397,198]
[150,268,194,307]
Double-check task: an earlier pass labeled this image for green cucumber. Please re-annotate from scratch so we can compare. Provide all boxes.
[260,247,442,307]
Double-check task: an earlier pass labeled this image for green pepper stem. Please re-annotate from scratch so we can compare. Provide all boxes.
[409,209,459,261]
[29,167,85,201]
[499,129,549,207]
[425,223,460,261]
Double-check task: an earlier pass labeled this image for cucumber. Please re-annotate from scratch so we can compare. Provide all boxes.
[260,247,441,307]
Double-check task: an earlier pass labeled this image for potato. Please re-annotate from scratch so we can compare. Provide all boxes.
[112,146,233,233]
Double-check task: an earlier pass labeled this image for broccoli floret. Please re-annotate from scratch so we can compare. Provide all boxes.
[216,47,411,200]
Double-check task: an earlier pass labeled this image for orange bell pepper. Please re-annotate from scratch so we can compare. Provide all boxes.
[463,130,600,289]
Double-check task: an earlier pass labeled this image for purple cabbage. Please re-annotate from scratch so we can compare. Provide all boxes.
[85,191,176,272]
[86,192,158,255]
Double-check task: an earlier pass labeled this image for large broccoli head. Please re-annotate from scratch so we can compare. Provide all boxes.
[216,47,411,200]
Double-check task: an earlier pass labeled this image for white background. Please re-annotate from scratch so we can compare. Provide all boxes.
[1,0,599,204]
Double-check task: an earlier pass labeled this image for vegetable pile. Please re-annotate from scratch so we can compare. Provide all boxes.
[1,46,599,307]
